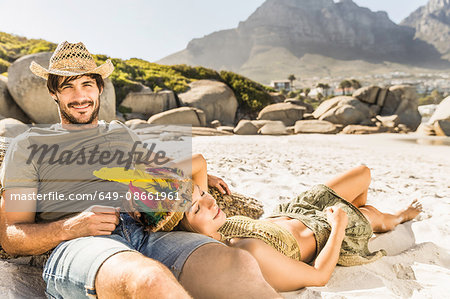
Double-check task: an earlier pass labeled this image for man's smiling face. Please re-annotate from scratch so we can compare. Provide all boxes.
[52,75,102,125]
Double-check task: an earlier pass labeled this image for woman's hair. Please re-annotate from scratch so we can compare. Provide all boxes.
[173,214,197,233]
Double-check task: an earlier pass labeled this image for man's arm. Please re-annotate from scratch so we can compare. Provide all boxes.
[0,188,119,256]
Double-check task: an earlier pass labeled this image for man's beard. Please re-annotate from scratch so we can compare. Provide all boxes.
[58,97,100,124]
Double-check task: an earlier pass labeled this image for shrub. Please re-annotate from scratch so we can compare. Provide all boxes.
[0,58,10,73]
[171,64,222,81]
[220,71,273,117]
[287,91,298,98]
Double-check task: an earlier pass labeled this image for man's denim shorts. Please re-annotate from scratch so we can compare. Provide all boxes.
[43,213,223,298]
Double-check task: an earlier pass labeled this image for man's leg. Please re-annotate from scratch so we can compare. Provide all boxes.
[96,251,190,298]
[180,243,280,299]
[43,235,190,299]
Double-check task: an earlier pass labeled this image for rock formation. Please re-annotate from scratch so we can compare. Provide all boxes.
[7,52,116,123]
[294,120,340,134]
[147,107,206,126]
[418,96,450,136]
[120,89,177,117]
[159,0,447,83]
[402,0,450,60]
[0,76,29,122]
[312,85,421,133]
[257,102,306,126]
[178,80,238,125]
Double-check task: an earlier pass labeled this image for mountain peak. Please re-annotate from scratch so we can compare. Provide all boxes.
[427,0,450,12]
[401,0,450,59]
[159,0,448,83]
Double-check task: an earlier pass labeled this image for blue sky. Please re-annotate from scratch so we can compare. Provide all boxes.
[0,0,428,61]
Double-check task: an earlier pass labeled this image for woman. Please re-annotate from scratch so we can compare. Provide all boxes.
[176,156,422,292]
[94,155,422,292]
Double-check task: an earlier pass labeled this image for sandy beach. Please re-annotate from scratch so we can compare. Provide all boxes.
[193,133,450,298]
[0,133,448,298]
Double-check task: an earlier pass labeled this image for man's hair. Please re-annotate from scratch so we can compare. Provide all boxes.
[47,73,104,95]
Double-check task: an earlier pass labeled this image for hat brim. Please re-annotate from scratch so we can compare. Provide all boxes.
[159,212,184,232]
[29,59,114,80]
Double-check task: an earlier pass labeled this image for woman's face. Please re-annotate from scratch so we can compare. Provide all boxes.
[183,185,226,236]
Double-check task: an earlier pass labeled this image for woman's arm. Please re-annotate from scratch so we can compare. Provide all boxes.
[312,206,347,282]
[168,154,230,194]
[164,154,208,190]
[230,207,348,292]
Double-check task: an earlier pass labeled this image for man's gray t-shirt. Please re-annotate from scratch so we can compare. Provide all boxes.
[0,121,148,222]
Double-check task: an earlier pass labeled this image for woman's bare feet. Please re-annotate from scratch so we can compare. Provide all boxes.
[397,200,423,223]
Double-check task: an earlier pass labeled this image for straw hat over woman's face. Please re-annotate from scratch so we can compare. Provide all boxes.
[30,41,114,79]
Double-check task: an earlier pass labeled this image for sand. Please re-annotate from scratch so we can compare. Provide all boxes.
[1,133,448,298]
[192,133,450,298]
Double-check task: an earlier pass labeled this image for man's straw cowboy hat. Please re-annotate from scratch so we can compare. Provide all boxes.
[30,41,114,79]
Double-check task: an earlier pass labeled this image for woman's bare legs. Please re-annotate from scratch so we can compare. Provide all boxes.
[325,165,371,207]
[359,200,422,232]
[325,165,422,233]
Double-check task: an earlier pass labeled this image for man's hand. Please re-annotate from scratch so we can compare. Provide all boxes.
[62,205,120,240]
[207,174,231,195]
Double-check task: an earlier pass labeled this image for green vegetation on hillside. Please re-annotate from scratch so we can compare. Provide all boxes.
[0,32,56,74]
[220,71,274,116]
[93,55,274,115]
[93,55,225,106]
[1,31,275,117]
[418,89,444,106]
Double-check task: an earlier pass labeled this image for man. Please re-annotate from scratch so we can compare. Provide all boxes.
[0,42,279,298]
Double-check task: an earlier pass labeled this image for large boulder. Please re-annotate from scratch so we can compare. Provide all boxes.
[353,86,380,104]
[0,118,29,137]
[120,90,177,116]
[375,115,400,128]
[147,107,206,126]
[269,92,285,103]
[7,52,116,124]
[0,76,29,123]
[416,123,436,136]
[178,80,238,126]
[294,120,340,134]
[257,121,289,135]
[429,96,450,124]
[191,127,233,136]
[379,90,399,115]
[313,89,421,132]
[416,97,450,136]
[284,98,314,113]
[341,125,388,134]
[318,97,371,126]
[99,79,116,122]
[233,120,259,135]
[312,96,346,119]
[217,126,234,133]
[0,260,46,298]
[257,103,306,126]
[121,112,148,121]
[387,85,421,130]
[124,119,149,130]
[376,87,389,107]
[434,120,450,136]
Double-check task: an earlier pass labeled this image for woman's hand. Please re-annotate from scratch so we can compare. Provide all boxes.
[325,206,348,232]
[207,174,231,195]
